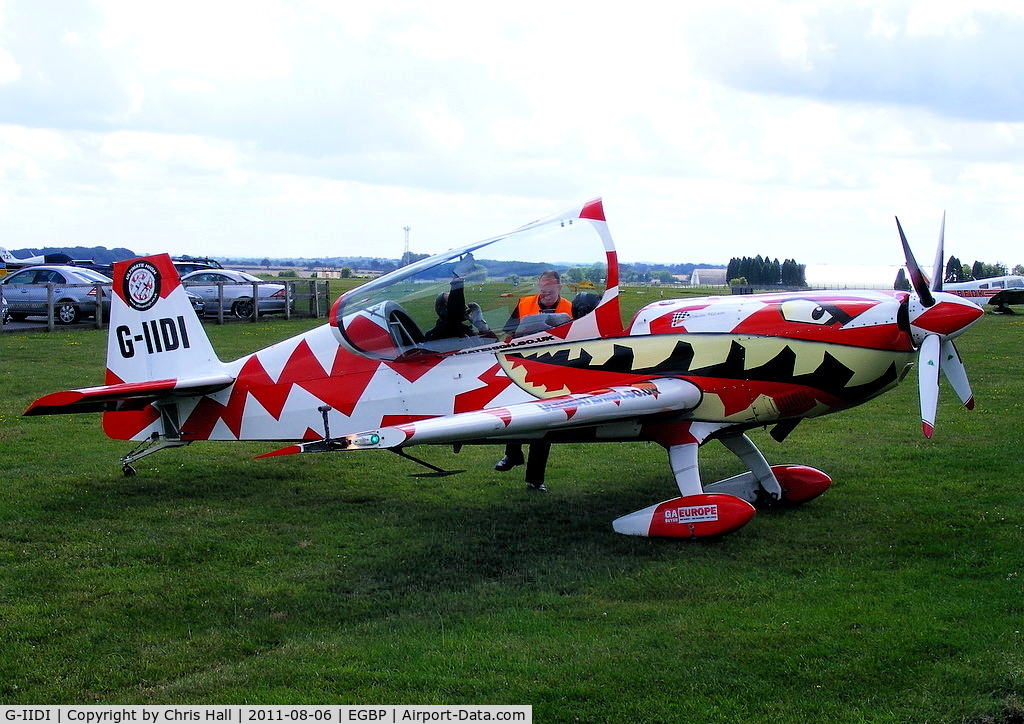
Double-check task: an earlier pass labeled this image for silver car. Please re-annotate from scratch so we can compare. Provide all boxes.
[181,269,289,319]
[1,265,112,324]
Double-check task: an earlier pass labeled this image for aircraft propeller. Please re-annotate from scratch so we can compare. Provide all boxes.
[896,214,983,438]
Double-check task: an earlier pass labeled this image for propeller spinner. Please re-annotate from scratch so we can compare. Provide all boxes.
[896,215,983,437]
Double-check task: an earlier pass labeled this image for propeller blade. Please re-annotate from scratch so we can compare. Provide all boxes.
[931,211,945,293]
[940,338,975,410]
[918,333,940,438]
[897,216,935,307]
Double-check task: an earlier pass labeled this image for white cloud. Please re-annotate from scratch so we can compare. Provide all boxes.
[94,0,295,80]
[0,46,18,83]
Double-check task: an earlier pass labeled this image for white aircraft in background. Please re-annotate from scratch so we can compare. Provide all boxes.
[894,214,1022,313]
[942,275,1024,313]
[0,247,72,269]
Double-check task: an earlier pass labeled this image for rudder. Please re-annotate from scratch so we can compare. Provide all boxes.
[106,254,223,385]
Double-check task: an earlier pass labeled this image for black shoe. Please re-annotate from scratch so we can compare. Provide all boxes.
[526,482,548,492]
[494,453,524,472]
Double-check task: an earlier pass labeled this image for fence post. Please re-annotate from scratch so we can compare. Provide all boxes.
[46,283,55,332]
[94,284,104,329]
[251,281,259,321]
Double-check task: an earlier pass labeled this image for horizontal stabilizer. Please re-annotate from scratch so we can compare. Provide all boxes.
[260,378,702,457]
[24,374,234,416]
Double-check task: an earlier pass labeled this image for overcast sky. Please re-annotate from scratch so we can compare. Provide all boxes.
[1,0,1023,268]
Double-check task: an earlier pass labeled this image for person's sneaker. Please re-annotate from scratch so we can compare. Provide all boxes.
[494,452,524,471]
[526,482,548,492]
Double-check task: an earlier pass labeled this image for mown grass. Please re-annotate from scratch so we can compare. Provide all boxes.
[1,304,1023,722]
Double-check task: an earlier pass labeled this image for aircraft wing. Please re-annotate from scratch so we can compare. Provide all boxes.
[260,378,702,457]
[990,289,1024,307]
[24,374,235,415]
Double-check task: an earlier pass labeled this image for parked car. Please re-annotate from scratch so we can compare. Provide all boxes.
[0,265,112,324]
[185,290,206,317]
[1,293,9,325]
[172,257,223,276]
[68,260,115,277]
[180,269,289,319]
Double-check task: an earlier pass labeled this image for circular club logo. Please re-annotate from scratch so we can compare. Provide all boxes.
[123,260,161,311]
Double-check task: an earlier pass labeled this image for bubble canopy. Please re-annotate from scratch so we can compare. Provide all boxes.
[332,203,616,360]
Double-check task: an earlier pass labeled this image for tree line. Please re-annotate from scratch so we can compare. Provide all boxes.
[944,256,1024,282]
[726,256,806,287]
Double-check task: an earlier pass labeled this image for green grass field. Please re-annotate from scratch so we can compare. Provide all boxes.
[2,300,1023,722]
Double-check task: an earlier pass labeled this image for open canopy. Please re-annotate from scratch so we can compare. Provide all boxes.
[331,199,621,360]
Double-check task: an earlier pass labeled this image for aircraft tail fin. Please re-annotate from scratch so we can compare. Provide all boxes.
[105,254,224,385]
[0,247,17,263]
[24,254,232,441]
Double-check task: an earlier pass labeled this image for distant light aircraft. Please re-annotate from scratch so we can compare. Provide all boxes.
[904,214,1024,313]
[1,247,72,268]
[942,276,1024,313]
[24,200,983,539]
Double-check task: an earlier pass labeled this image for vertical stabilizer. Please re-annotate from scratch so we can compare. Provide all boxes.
[106,254,223,385]
[24,254,232,443]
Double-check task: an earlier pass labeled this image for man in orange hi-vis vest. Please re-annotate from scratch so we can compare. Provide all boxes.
[500,269,573,338]
[495,270,573,491]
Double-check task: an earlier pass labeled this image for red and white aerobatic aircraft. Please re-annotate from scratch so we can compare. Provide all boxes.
[25,200,984,539]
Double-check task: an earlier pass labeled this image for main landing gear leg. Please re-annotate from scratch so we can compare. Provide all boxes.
[704,432,833,506]
[666,439,704,498]
[702,433,782,504]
